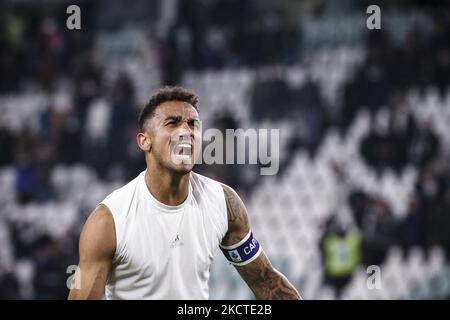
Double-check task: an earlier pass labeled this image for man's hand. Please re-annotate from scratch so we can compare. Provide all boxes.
[221,184,302,300]
[67,204,116,300]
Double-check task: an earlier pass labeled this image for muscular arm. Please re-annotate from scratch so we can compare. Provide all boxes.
[221,184,302,300]
[68,204,116,300]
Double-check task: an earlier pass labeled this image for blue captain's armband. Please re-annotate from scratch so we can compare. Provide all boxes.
[220,231,262,266]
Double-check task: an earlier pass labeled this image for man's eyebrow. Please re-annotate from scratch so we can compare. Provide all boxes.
[162,115,200,122]
[163,115,182,122]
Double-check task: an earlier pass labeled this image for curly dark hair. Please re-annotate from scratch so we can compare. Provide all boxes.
[138,86,199,130]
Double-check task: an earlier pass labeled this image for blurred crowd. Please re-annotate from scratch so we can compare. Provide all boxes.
[316,3,450,296]
[0,0,450,299]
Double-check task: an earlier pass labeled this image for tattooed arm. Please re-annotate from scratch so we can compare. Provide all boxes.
[221,184,302,300]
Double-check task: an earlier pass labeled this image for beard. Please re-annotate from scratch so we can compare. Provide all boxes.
[151,147,195,176]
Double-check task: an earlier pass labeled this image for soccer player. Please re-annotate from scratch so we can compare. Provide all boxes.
[68,86,301,300]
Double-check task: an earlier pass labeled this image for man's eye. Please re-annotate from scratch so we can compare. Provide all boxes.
[190,120,200,129]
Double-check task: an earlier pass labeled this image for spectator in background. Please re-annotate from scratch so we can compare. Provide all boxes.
[250,70,291,121]
[360,197,399,266]
[439,184,450,259]
[291,76,326,156]
[82,93,113,178]
[415,166,450,257]
[400,197,426,252]
[415,168,441,249]
[0,127,14,167]
[319,216,361,298]
[15,154,37,204]
[348,190,370,230]
[32,235,72,300]
[339,68,365,135]
[107,73,137,166]
[360,109,403,174]
[0,9,26,93]
[0,269,20,299]
[408,119,439,168]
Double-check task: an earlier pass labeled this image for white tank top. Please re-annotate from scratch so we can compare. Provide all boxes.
[100,170,228,300]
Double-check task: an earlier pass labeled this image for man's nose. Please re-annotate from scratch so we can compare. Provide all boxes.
[180,120,191,131]
[174,128,193,142]
[179,121,195,136]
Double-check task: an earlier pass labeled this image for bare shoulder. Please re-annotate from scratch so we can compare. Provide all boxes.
[79,204,116,260]
[220,183,250,245]
[68,205,116,299]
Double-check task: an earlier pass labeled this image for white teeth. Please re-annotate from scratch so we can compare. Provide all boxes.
[174,143,192,158]
[177,155,191,161]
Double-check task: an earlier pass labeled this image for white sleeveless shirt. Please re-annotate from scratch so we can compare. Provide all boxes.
[100,170,228,300]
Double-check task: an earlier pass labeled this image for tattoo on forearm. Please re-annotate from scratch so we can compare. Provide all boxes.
[221,185,301,300]
[236,253,301,300]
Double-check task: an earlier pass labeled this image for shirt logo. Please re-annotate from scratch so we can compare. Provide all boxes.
[229,250,242,262]
[170,234,184,249]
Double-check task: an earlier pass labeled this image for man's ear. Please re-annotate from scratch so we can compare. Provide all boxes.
[136,132,152,152]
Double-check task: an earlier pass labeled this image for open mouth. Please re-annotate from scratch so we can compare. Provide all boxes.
[170,131,197,165]
[172,143,193,163]
[174,143,192,156]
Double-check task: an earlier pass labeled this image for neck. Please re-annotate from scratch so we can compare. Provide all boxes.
[145,162,190,206]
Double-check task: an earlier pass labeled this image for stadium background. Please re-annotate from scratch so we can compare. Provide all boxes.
[0,0,449,299]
